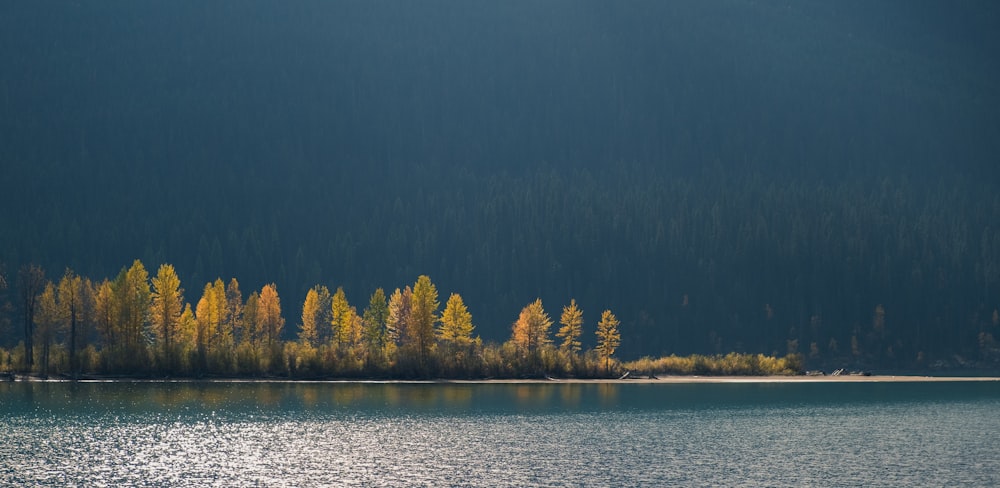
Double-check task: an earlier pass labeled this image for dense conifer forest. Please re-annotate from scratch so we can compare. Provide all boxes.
[1,2,998,372]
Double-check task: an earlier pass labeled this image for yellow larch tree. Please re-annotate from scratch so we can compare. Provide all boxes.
[556,299,583,355]
[438,293,474,345]
[595,309,621,373]
[150,264,183,373]
[511,298,553,355]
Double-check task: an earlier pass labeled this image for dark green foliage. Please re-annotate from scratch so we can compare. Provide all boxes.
[0,2,998,372]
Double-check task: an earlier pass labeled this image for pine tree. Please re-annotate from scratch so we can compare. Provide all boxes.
[438,293,474,345]
[595,309,621,373]
[556,299,583,355]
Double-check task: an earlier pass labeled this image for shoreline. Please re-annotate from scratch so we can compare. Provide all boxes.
[5,374,1000,384]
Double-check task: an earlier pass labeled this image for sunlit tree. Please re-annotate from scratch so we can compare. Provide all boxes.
[259,283,284,349]
[595,309,621,373]
[386,286,411,350]
[556,299,583,355]
[225,278,244,346]
[237,290,262,372]
[93,279,116,356]
[511,298,552,355]
[177,303,197,372]
[299,286,322,347]
[115,260,150,369]
[330,286,354,350]
[408,275,439,367]
[150,264,183,372]
[438,293,474,345]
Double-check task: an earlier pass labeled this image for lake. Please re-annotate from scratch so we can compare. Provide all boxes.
[2,380,999,486]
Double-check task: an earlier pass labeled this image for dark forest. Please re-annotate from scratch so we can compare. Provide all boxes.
[2,1,999,372]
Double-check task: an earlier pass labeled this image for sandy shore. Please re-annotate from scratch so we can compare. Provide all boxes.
[447,375,1000,384]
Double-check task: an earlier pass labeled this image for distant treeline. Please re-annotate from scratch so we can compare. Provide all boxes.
[2,167,1000,372]
[0,261,656,378]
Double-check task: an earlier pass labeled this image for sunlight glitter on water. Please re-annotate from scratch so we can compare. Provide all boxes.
[2,382,999,486]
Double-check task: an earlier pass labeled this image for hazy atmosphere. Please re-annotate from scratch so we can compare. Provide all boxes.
[2,0,999,369]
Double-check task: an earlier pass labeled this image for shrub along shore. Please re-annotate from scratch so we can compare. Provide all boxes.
[3,260,805,380]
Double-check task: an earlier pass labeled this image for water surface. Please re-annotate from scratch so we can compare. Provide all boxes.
[2,381,998,486]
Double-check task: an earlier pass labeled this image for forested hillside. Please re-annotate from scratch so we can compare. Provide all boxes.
[1,1,998,370]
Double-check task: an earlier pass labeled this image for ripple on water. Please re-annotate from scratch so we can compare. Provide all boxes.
[2,383,999,487]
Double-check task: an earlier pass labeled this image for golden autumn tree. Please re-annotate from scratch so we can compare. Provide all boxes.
[438,293,474,345]
[258,283,285,371]
[556,299,583,355]
[57,268,84,373]
[511,298,553,356]
[407,275,439,368]
[113,260,150,371]
[150,264,183,373]
[93,278,116,358]
[237,290,262,372]
[33,281,59,374]
[225,278,244,347]
[330,286,356,351]
[194,283,214,372]
[177,303,197,373]
[299,286,323,348]
[386,286,411,354]
[595,309,621,373]
[194,279,232,372]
